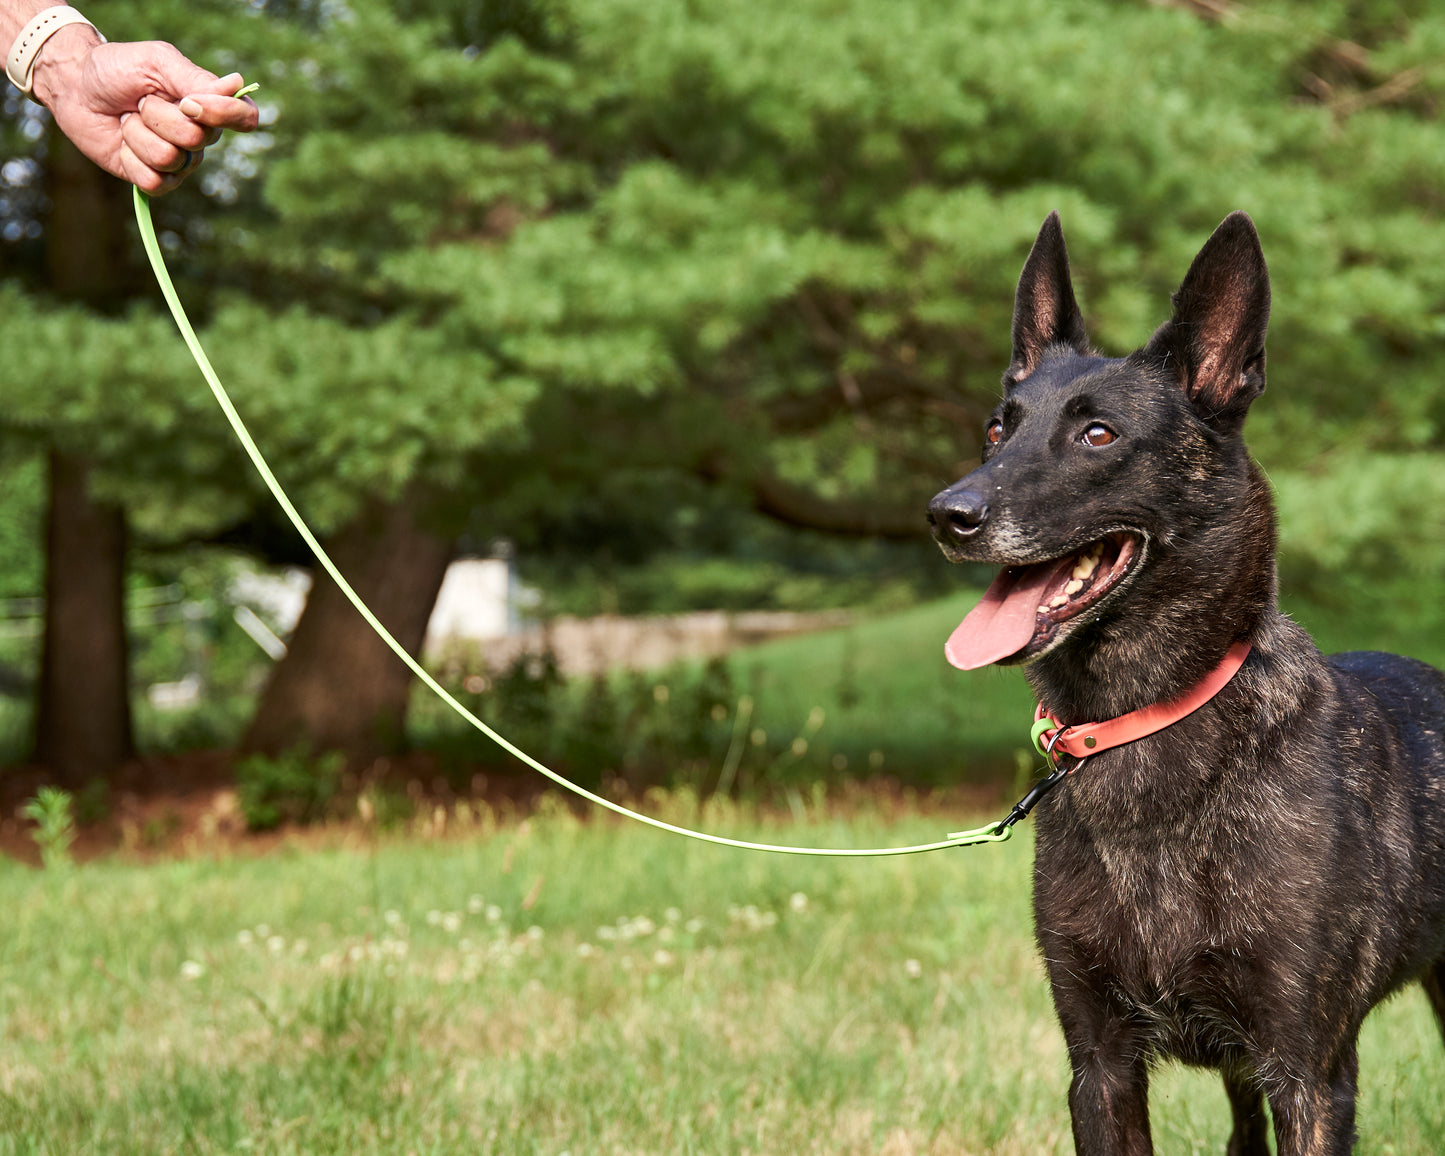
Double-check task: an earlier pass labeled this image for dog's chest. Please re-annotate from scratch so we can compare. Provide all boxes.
[1069,836,1213,976]
[1034,794,1267,998]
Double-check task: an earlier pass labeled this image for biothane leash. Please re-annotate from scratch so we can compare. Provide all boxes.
[132,182,1008,856]
[132,121,1252,855]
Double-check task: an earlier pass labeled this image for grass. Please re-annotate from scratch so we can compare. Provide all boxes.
[728,592,1036,785]
[1,795,1441,1154]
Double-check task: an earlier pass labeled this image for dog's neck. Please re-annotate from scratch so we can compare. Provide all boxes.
[1026,457,1278,724]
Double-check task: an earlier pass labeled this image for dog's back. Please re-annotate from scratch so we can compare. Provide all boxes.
[1327,650,1445,983]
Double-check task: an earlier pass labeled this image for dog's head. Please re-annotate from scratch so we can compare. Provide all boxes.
[928,211,1271,669]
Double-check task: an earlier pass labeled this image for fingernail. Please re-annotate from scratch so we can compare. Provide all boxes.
[120,112,131,126]
[180,97,203,118]
[137,95,147,113]
[221,72,243,88]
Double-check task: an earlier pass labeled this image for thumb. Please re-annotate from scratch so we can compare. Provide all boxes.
[142,41,241,101]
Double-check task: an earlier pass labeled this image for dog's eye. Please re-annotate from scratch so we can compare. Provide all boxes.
[985,420,1003,445]
[1081,423,1116,447]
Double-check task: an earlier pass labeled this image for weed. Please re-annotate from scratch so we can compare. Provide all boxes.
[21,786,76,870]
[356,784,415,830]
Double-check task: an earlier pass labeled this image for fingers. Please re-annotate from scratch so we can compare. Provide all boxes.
[62,39,263,194]
[117,145,184,197]
[131,94,217,155]
[117,71,251,193]
[120,99,205,176]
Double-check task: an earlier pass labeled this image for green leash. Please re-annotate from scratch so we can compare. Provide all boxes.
[132,163,1018,856]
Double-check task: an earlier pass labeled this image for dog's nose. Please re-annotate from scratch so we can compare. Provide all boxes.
[928,485,990,542]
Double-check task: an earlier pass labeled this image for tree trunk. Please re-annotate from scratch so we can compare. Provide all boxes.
[241,494,453,763]
[45,126,139,307]
[30,132,140,783]
[32,451,134,783]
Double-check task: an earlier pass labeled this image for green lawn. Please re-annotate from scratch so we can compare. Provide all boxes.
[728,593,1037,787]
[2,798,1441,1154]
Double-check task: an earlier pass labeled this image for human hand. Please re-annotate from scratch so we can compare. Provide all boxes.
[30,27,259,194]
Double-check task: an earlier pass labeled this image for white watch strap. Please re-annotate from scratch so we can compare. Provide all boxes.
[6,7,103,95]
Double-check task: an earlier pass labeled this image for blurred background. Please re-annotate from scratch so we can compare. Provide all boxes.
[2,0,1444,847]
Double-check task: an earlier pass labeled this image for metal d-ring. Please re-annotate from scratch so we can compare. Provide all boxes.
[1045,728,1090,777]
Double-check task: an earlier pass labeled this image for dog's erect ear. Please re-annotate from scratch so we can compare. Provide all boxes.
[1144,212,1270,430]
[1008,211,1090,383]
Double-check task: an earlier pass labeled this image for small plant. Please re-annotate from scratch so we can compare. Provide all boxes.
[235,748,344,832]
[355,784,415,830]
[22,786,76,871]
[73,778,111,826]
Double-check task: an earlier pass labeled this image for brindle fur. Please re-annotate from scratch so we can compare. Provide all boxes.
[927,212,1445,1155]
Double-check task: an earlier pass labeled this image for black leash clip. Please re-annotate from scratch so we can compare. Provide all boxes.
[991,727,1086,837]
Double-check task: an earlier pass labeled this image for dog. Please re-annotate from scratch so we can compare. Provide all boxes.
[927,211,1445,1155]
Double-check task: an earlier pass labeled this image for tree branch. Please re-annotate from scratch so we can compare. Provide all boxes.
[744,472,931,541]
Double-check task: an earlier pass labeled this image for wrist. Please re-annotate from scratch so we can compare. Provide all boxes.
[28,21,101,106]
[7,7,103,101]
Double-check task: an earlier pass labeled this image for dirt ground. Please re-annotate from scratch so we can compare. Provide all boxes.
[0,751,1008,868]
[0,750,548,867]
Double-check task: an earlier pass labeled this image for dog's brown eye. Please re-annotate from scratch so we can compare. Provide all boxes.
[985,420,1003,445]
[1081,423,1116,447]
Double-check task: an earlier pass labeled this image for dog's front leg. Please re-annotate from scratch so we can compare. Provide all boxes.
[1058,1006,1154,1155]
[1261,1042,1359,1156]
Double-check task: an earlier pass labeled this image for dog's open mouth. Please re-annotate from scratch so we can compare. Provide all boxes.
[945,533,1140,670]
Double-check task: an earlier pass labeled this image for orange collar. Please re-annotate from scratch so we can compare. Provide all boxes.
[1034,641,1252,762]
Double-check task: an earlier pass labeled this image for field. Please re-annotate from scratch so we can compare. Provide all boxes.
[5,588,1445,1152]
[2,794,1442,1155]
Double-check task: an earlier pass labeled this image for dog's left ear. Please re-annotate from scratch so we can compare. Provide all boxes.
[1144,211,1270,432]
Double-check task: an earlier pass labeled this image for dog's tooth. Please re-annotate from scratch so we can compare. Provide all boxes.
[1072,555,1098,581]
[1048,593,1069,608]
[1064,579,1084,596]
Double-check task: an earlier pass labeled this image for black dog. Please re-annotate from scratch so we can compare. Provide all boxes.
[928,212,1445,1155]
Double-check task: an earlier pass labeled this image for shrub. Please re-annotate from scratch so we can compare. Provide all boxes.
[235,749,344,832]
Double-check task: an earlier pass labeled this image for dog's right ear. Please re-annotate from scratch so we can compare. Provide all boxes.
[1007,211,1090,385]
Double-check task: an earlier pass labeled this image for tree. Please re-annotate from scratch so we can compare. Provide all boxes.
[29,129,143,783]
[3,0,1445,775]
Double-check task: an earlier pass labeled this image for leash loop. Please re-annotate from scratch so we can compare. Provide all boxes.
[1030,715,1058,761]
[133,183,1024,858]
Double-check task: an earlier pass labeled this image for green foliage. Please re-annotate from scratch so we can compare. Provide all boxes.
[234,748,344,831]
[72,779,112,826]
[1276,456,1445,582]
[0,451,43,600]
[21,786,76,870]
[10,0,1441,552]
[5,0,1445,772]
[432,650,739,793]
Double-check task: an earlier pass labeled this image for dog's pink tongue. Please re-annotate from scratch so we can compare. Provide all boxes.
[945,564,1057,670]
